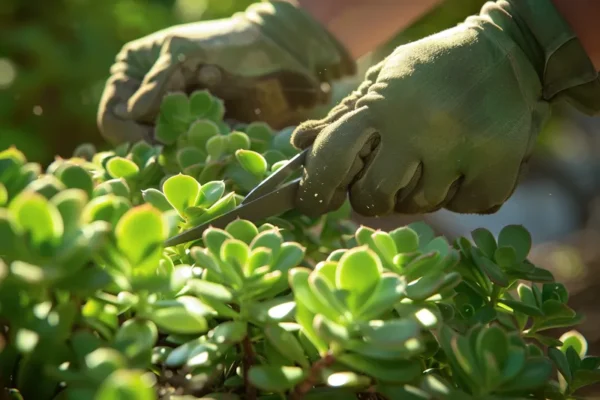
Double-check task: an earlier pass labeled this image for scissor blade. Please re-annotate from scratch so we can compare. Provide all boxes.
[164,178,300,247]
[241,148,308,205]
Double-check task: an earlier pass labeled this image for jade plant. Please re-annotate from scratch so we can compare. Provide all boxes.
[1,90,599,400]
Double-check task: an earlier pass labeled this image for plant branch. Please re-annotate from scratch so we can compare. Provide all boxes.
[290,352,336,400]
[241,335,257,400]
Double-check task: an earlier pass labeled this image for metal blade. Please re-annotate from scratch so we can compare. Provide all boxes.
[164,178,300,247]
[241,147,308,205]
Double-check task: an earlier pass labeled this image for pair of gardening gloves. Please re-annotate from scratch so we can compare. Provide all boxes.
[98,0,600,218]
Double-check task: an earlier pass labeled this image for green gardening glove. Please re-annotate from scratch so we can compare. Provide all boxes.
[292,0,600,218]
[97,0,355,144]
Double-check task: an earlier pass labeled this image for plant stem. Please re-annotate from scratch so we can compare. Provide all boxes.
[290,352,336,400]
[241,335,257,400]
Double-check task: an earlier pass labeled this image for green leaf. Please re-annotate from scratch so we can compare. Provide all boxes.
[141,188,173,212]
[188,120,220,149]
[357,273,407,320]
[471,227,497,258]
[248,365,305,392]
[476,325,508,385]
[150,296,212,334]
[162,174,200,216]
[190,90,213,116]
[187,279,234,303]
[225,219,258,244]
[289,268,332,317]
[10,191,63,247]
[196,180,225,208]
[206,135,227,159]
[95,370,155,400]
[155,92,190,144]
[498,225,531,263]
[227,131,251,152]
[0,183,6,206]
[548,347,571,383]
[405,272,450,301]
[115,205,167,273]
[313,314,350,343]
[250,229,283,255]
[337,354,422,383]
[245,247,273,276]
[106,157,140,179]
[220,239,248,274]
[56,164,93,195]
[113,318,158,362]
[471,248,509,287]
[51,189,87,234]
[361,319,420,349]
[517,283,539,308]
[211,321,247,344]
[336,247,382,311]
[571,369,600,392]
[82,194,131,226]
[497,298,543,316]
[235,150,267,177]
[408,221,435,248]
[543,282,569,304]
[93,178,130,198]
[494,246,517,268]
[500,357,552,392]
[191,192,237,226]
[560,330,587,358]
[370,231,397,265]
[389,227,419,253]
[177,147,206,169]
[264,324,309,368]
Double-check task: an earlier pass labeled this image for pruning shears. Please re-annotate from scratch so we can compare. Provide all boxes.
[164,148,309,247]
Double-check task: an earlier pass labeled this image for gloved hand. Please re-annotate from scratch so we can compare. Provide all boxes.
[292,0,600,217]
[97,0,355,144]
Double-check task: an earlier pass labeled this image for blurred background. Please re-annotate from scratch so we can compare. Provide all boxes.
[2,0,600,367]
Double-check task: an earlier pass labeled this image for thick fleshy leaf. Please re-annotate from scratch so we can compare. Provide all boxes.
[357,273,406,320]
[248,365,305,392]
[471,228,497,258]
[211,321,247,344]
[51,189,87,234]
[10,191,63,247]
[187,120,220,149]
[162,174,200,216]
[370,231,397,266]
[187,279,234,303]
[548,347,571,383]
[106,157,140,179]
[337,354,422,383]
[115,205,167,273]
[225,219,258,244]
[93,178,130,198]
[95,370,155,400]
[206,135,227,159]
[196,180,225,208]
[264,324,309,368]
[141,188,173,212]
[227,131,251,152]
[56,164,93,195]
[235,150,267,177]
[361,319,421,349]
[150,296,213,334]
[389,227,419,253]
[498,225,531,263]
[177,147,206,169]
[82,195,131,226]
[336,247,382,311]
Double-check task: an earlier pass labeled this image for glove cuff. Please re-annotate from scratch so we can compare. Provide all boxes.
[499,0,600,115]
[242,1,357,81]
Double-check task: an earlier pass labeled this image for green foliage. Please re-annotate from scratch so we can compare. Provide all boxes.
[1,90,598,400]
